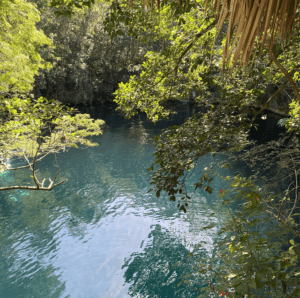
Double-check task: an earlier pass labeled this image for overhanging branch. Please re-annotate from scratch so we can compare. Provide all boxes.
[174,19,218,75]
[0,179,68,191]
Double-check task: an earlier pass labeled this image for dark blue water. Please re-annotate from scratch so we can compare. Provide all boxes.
[0,103,252,298]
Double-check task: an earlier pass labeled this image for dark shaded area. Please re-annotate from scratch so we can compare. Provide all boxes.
[248,108,287,145]
[122,224,201,298]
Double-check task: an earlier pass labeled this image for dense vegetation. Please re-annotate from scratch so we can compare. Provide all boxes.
[0,0,104,190]
[32,0,163,104]
[1,0,300,297]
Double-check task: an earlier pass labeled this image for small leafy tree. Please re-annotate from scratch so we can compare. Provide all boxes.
[0,0,104,190]
[0,97,104,190]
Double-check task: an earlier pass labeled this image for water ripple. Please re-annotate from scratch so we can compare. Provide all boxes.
[0,107,256,298]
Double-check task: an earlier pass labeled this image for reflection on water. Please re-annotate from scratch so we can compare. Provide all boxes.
[122,224,194,298]
[0,103,250,297]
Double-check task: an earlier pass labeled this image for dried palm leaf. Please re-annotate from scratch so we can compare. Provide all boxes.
[204,0,299,70]
[128,0,299,71]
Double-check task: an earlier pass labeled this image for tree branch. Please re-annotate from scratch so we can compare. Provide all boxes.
[250,63,300,126]
[24,144,42,189]
[269,45,300,103]
[4,152,51,171]
[265,209,300,239]
[287,154,300,221]
[48,167,61,188]
[0,179,68,191]
[174,19,218,75]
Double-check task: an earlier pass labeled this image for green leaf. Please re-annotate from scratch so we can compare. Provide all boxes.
[255,274,264,289]
[169,195,176,201]
[195,183,203,190]
[203,185,213,194]
[82,1,90,7]
[179,205,187,213]
[290,239,295,246]
[202,173,208,181]
[116,29,124,36]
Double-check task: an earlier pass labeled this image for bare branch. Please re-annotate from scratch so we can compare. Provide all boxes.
[287,154,300,220]
[48,167,61,188]
[23,144,42,188]
[5,152,51,171]
[251,63,300,126]
[265,209,300,240]
[0,179,68,191]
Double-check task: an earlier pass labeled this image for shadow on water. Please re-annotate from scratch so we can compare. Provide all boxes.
[0,102,290,298]
[122,224,199,298]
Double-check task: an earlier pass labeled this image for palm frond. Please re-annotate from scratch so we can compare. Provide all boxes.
[204,0,299,70]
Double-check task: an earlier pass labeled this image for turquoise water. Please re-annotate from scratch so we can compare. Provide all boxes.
[0,104,252,298]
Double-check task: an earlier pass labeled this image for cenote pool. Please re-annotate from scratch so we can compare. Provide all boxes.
[0,103,266,297]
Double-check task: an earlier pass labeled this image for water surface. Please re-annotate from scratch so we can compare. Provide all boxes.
[0,103,253,298]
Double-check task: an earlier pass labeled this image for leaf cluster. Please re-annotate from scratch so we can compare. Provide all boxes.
[49,0,95,17]
[33,0,160,105]
[178,175,300,297]
[0,0,52,94]
[0,96,104,189]
[103,1,300,296]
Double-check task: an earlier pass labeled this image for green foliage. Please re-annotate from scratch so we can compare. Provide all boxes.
[0,0,104,190]
[113,3,219,122]
[32,0,158,105]
[0,0,52,94]
[49,0,95,17]
[0,97,104,164]
[285,99,300,134]
[99,0,300,296]
[180,175,300,297]
[102,0,197,40]
[49,0,198,20]
[0,96,104,189]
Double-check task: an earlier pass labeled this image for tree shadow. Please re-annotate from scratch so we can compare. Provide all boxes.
[122,224,203,298]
